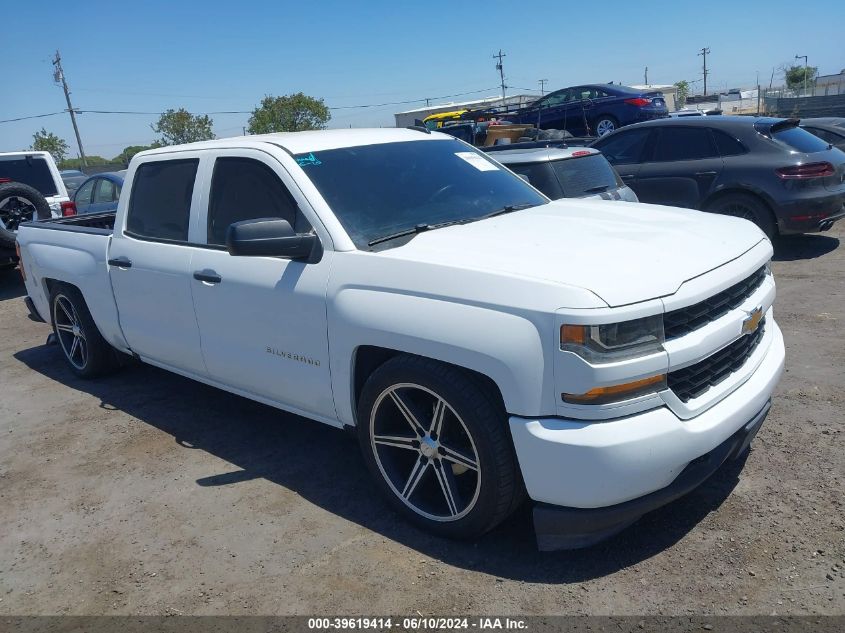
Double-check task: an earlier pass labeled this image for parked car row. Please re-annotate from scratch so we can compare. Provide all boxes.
[590,116,845,238]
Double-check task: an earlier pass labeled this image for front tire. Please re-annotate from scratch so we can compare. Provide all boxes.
[594,115,619,136]
[357,355,523,539]
[50,284,115,378]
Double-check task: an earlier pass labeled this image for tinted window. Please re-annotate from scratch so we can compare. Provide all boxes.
[538,90,570,108]
[507,162,563,199]
[294,139,547,250]
[552,154,621,198]
[712,130,746,156]
[127,159,197,241]
[207,157,305,246]
[0,156,58,196]
[803,127,842,145]
[93,179,117,203]
[771,126,831,153]
[593,128,652,164]
[74,179,95,205]
[653,128,717,161]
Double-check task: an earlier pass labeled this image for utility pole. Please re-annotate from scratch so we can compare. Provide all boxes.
[538,78,548,96]
[644,66,648,85]
[698,47,710,95]
[52,50,86,168]
[795,54,808,94]
[493,49,507,102]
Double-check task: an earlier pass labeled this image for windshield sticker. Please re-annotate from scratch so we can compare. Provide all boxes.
[455,152,498,172]
[296,153,322,167]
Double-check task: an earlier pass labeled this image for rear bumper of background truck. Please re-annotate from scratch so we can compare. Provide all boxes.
[509,320,785,550]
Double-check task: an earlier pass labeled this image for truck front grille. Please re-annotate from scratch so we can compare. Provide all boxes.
[668,319,766,403]
[664,267,767,339]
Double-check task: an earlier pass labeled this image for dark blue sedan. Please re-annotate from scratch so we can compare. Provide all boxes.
[505,84,669,137]
[72,171,125,214]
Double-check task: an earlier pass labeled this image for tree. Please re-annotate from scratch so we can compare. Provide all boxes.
[674,80,690,109]
[784,65,818,92]
[247,93,331,134]
[31,128,70,162]
[58,156,115,170]
[114,145,155,166]
[152,108,214,146]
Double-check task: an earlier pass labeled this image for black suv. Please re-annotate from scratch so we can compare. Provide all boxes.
[591,116,845,238]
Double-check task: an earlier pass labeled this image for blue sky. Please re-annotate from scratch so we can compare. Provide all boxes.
[2,0,842,159]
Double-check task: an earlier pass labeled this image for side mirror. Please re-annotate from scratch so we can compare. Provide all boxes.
[226,218,317,259]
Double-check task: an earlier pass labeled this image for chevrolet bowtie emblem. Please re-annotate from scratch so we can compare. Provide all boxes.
[742,307,764,335]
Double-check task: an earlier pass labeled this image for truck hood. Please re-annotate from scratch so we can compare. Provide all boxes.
[379,199,767,307]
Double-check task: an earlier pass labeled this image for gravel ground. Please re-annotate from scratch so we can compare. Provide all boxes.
[0,226,843,616]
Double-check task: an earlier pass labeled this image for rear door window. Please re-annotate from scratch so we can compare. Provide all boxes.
[593,128,652,165]
[551,154,621,197]
[771,126,831,153]
[653,128,718,161]
[712,130,747,156]
[0,156,58,196]
[126,159,198,241]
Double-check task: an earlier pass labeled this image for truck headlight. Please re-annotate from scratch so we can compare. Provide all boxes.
[560,314,664,363]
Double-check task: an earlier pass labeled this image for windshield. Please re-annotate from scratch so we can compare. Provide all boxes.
[295,139,547,249]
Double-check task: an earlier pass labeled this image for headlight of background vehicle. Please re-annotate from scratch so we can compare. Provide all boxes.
[560,314,664,363]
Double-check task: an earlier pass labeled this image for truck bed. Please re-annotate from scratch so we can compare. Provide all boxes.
[21,211,115,234]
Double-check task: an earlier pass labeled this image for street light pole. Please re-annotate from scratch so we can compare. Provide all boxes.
[795,54,808,95]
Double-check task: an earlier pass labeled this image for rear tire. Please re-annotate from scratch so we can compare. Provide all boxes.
[49,284,115,378]
[705,192,777,240]
[357,355,524,539]
[0,182,51,248]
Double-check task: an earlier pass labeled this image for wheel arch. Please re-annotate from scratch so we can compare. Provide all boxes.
[351,346,506,426]
[701,185,779,232]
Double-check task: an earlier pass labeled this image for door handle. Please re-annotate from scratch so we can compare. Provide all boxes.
[193,271,222,284]
[620,174,636,180]
[694,171,718,177]
[107,257,132,268]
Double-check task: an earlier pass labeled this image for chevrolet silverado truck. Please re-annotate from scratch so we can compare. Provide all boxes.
[16,129,785,549]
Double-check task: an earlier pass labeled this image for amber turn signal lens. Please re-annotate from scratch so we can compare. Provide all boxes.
[560,324,586,346]
[563,374,667,405]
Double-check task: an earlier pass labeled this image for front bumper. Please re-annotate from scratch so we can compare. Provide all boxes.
[509,319,784,549]
[533,399,769,550]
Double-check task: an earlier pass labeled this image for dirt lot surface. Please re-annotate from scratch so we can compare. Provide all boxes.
[1,226,843,617]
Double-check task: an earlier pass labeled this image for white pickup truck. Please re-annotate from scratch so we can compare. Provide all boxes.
[16,129,785,549]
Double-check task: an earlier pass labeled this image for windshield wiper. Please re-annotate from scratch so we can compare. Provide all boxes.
[367,203,538,247]
[368,220,468,247]
[583,184,610,194]
[477,202,538,221]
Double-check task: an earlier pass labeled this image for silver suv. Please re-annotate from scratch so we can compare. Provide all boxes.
[489,147,638,202]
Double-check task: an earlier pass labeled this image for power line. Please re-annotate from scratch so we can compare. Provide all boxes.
[0,111,64,124]
[0,87,505,126]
